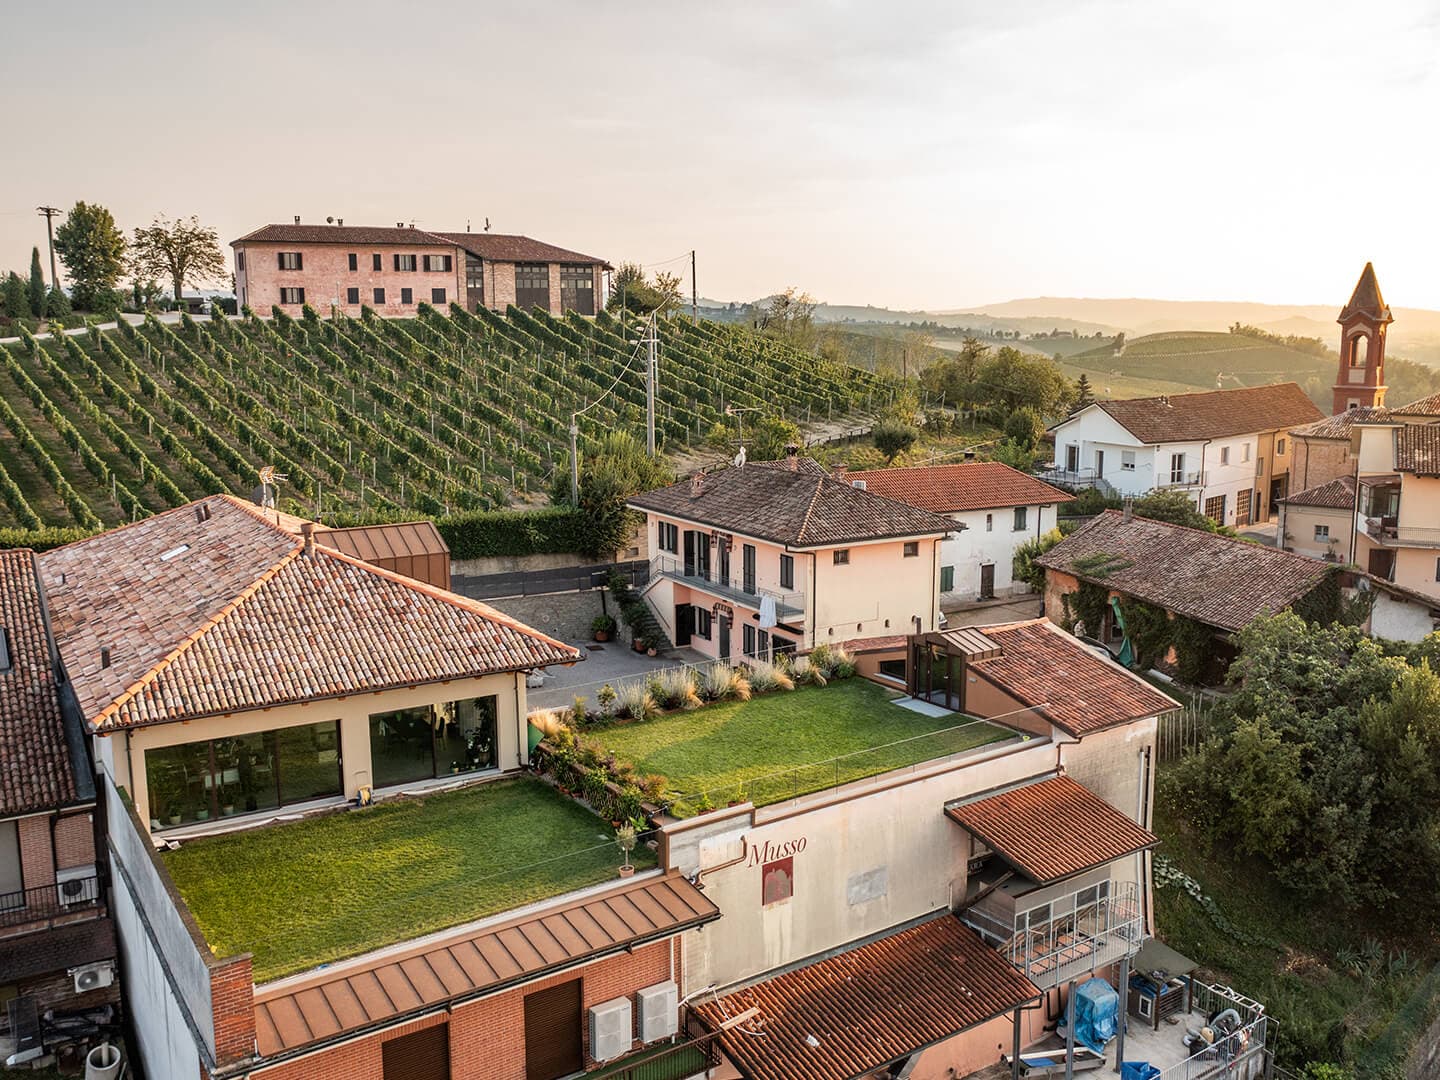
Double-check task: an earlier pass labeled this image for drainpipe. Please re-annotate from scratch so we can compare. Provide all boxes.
[1349,450,1363,567]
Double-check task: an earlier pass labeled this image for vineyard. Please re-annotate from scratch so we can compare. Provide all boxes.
[0,304,897,532]
[1067,331,1332,390]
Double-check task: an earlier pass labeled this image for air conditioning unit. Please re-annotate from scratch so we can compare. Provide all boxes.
[72,960,114,994]
[56,865,97,908]
[588,997,632,1063]
[635,981,678,1043]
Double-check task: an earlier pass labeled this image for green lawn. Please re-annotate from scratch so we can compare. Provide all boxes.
[592,679,1013,815]
[162,776,653,983]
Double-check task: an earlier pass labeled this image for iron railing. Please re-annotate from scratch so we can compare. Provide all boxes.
[1155,981,1273,1080]
[1359,514,1440,548]
[585,1021,722,1080]
[0,874,103,930]
[969,881,1143,990]
[648,556,805,620]
[1157,470,1203,489]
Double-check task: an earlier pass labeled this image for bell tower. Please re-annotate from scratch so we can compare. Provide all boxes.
[1332,262,1391,414]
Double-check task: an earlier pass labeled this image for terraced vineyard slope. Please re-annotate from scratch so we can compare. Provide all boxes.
[0,305,896,530]
[1067,330,1331,391]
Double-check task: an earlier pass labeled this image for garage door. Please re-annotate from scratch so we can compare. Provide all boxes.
[524,979,584,1079]
[381,1023,450,1080]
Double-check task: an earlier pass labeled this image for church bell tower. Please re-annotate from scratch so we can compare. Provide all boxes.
[1332,262,1391,415]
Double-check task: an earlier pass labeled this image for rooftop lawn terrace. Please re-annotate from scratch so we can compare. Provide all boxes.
[590,677,1015,816]
[161,775,654,983]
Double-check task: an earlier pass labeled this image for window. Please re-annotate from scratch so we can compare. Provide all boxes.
[695,607,713,639]
[1013,507,1028,532]
[373,287,386,304]
[400,288,413,305]
[279,287,305,305]
[346,287,360,305]
[878,658,906,681]
[742,624,756,658]
[940,565,955,592]
[369,695,498,788]
[743,544,757,592]
[394,253,417,271]
[1121,451,1135,471]
[0,819,21,898]
[1170,453,1186,484]
[1204,494,1226,523]
[780,554,794,589]
[1277,438,1286,455]
[1242,442,1252,463]
[560,265,596,315]
[1314,524,1330,542]
[758,629,770,661]
[771,637,797,661]
[382,1024,449,1080]
[515,263,550,310]
[658,521,678,553]
[277,252,302,270]
[1256,456,1264,477]
[431,288,446,304]
[1435,556,1440,582]
[347,253,358,271]
[0,626,10,671]
[422,255,453,272]
[985,514,993,532]
[832,549,850,565]
[465,253,485,306]
[372,253,382,271]
[903,541,919,557]
[236,251,245,272]
[1065,444,1079,472]
[1220,446,1230,465]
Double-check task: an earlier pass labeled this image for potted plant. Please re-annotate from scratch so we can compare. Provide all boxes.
[591,614,617,643]
[633,636,645,653]
[149,765,184,828]
[615,823,637,878]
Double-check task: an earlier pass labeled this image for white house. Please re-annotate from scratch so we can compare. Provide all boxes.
[1044,383,1324,527]
[846,462,1073,603]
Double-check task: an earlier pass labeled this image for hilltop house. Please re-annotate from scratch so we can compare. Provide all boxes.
[627,452,954,662]
[1045,383,1323,527]
[37,496,730,1080]
[0,550,118,1062]
[232,221,612,318]
[847,462,1073,603]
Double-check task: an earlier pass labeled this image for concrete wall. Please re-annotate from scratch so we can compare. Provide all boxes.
[940,503,1058,602]
[1369,589,1440,642]
[236,239,464,316]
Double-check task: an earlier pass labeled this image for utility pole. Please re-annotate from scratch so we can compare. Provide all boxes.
[645,314,658,455]
[36,206,61,292]
[690,250,698,325]
[569,416,580,505]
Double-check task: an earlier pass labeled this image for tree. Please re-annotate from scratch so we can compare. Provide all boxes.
[987,437,1036,471]
[872,418,918,464]
[1074,372,1095,409]
[708,413,801,462]
[27,247,45,317]
[552,430,674,559]
[53,201,127,311]
[757,288,818,350]
[1003,406,1044,450]
[1130,490,1219,532]
[976,347,1075,416]
[129,214,226,306]
[45,287,71,319]
[1,273,30,322]
[1013,528,1063,591]
[606,262,679,316]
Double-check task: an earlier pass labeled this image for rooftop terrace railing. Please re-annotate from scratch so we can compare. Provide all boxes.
[1155,981,1273,1080]
[992,882,1144,990]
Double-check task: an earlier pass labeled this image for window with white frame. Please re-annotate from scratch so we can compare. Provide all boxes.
[1220,446,1230,465]
[1013,506,1027,531]
[1314,525,1330,542]
[1243,442,1252,462]
[1121,451,1135,471]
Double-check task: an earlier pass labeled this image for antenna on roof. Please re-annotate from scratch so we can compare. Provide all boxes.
[466,219,470,233]
[252,465,287,518]
[484,217,491,232]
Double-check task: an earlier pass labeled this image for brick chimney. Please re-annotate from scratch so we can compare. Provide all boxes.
[690,472,705,497]
[785,445,800,471]
[301,521,317,557]
[832,464,848,483]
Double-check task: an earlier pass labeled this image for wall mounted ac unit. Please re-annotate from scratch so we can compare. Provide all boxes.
[635,981,678,1043]
[56,864,97,908]
[72,960,114,994]
[588,997,632,1063]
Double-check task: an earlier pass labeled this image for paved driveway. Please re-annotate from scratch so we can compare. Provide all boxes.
[527,643,709,710]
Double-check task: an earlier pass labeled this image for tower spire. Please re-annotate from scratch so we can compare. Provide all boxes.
[1331,262,1391,415]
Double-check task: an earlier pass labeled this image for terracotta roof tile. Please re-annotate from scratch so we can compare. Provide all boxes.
[0,549,82,816]
[1036,510,1332,632]
[628,459,954,547]
[946,774,1157,885]
[39,497,579,732]
[691,916,1038,1080]
[1292,406,1394,440]
[1396,423,1440,476]
[431,232,611,269]
[1279,475,1356,510]
[1086,383,1323,444]
[847,462,1074,514]
[230,224,612,268]
[1395,392,1440,417]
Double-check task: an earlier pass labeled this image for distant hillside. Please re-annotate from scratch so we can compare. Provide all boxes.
[1069,331,1331,392]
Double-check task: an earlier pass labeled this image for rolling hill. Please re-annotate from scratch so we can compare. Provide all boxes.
[1067,330,1332,392]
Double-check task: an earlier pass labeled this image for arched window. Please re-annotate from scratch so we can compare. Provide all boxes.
[1349,332,1369,367]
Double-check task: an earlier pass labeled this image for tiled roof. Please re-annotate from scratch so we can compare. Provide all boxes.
[39,497,579,732]
[1395,392,1440,417]
[1036,510,1333,632]
[1280,475,1356,510]
[1397,424,1440,476]
[231,224,612,268]
[946,774,1158,885]
[254,872,718,1058]
[692,915,1038,1080]
[628,459,954,548]
[846,462,1074,514]
[0,549,84,816]
[1291,406,1394,440]
[966,620,1178,737]
[1339,262,1392,323]
[431,232,611,269]
[1087,383,1323,444]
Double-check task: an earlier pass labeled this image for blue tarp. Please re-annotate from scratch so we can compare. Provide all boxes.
[1072,977,1121,1054]
[1121,1063,1161,1080]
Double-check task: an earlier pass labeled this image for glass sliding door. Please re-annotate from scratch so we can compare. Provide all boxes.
[369,706,437,788]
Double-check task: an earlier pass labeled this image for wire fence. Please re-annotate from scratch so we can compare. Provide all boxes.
[1157,703,1215,762]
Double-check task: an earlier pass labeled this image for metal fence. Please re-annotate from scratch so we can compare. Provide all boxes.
[0,874,103,930]
[1156,982,1273,1080]
[585,1027,722,1080]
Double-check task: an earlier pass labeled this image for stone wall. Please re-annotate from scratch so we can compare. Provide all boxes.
[1291,434,1352,492]
[1409,1009,1440,1080]
[487,590,608,645]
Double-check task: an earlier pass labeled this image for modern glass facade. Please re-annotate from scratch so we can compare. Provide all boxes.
[368,695,499,789]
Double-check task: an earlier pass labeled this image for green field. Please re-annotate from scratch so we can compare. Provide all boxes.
[1069,330,1331,391]
[0,307,897,530]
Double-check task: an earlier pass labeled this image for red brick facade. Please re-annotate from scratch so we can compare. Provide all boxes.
[236,239,465,318]
[212,954,258,1066]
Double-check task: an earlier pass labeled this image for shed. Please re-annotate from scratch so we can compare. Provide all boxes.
[318,521,450,590]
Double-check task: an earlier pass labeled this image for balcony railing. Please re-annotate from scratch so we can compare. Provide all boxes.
[1157,470,1203,489]
[0,874,103,930]
[585,1018,722,1080]
[1359,514,1440,548]
[649,556,805,620]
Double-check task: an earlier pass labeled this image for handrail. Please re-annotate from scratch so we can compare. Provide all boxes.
[0,874,103,929]
[649,556,805,617]
[1000,882,1143,988]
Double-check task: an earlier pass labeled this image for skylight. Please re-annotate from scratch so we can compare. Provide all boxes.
[0,627,11,673]
[159,544,191,562]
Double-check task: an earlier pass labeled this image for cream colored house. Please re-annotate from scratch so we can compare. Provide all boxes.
[1277,476,1355,563]
[1352,420,1440,601]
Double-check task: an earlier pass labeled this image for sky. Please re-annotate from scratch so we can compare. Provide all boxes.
[4,0,1439,311]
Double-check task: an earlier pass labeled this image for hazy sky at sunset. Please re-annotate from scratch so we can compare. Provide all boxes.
[5,0,1438,311]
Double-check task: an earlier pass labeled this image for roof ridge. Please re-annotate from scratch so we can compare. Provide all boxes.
[794,474,828,545]
[89,544,304,731]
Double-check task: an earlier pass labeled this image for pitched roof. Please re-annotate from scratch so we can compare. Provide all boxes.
[431,232,611,268]
[230,224,612,267]
[947,775,1156,885]
[0,550,87,816]
[1395,392,1440,417]
[255,872,718,1058]
[962,620,1178,736]
[1339,262,1393,324]
[846,462,1074,514]
[1036,510,1332,632]
[1082,383,1323,444]
[1291,406,1394,440]
[691,916,1038,1080]
[628,459,955,547]
[39,497,579,732]
[1280,475,1356,510]
[1396,424,1440,477]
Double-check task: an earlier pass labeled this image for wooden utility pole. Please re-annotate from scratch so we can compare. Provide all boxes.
[645,314,658,455]
[691,250,698,324]
[36,206,61,292]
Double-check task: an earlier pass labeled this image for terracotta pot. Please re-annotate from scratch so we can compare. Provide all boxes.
[593,630,610,642]
[633,639,645,652]
[647,647,658,657]
[618,865,635,878]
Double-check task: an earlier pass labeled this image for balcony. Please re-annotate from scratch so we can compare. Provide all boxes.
[1156,470,1203,490]
[1359,514,1440,549]
[583,1017,721,1080]
[649,556,805,621]
[0,874,104,934]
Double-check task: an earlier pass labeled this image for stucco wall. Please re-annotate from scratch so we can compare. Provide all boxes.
[1370,589,1440,642]
[940,503,1058,601]
[1291,435,1351,491]
[1278,504,1351,561]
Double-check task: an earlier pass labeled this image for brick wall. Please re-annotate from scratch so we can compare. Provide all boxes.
[1291,435,1352,492]
[54,811,96,870]
[237,240,465,317]
[1042,569,1080,633]
[211,954,257,1066]
[17,815,54,891]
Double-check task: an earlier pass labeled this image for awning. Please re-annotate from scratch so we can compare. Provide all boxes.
[946,774,1158,885]
[691,915,1039,1080]
[1133,938,1196,981]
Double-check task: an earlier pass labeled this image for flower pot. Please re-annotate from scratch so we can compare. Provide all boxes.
[618,865,635,878]
[166,815,181,827]
[647,647,658,657]
[222,805,235,816]
[633,639,645,652]
[593,630,610,643]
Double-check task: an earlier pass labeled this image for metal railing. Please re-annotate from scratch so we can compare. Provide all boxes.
[1037,467,1099,489]
[1359,515,1440,548]
[1156,982,1273,1080]
[1157,470,1203,489]
[997,882,1144,990]
[0,874,103,930]
[585,1019,722,1080]
[648,556,805,619]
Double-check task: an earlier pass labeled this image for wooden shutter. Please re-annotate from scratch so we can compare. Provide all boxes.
[296,253,303,270]
[523,980,583,1080]
[276,252,285,269]
[381,1023,449,1080]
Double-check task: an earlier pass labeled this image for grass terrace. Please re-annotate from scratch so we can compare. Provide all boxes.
[161,776,653,983]
[591,678,1014,816]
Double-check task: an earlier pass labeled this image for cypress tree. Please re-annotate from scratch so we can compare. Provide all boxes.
[2,272,30,322]
[28,247,45,317]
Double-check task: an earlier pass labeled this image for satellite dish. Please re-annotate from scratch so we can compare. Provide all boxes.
[733,446,747,468]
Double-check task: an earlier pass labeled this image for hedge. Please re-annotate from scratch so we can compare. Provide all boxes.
[0,525,97,552]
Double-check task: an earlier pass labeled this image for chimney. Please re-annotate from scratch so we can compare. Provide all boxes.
[1122,497,1134,523]
[397,222,404,228]
[785,445,800,471]
[1158,395,1170,407]
[293,215,301,225]
[832,464,848,483]
[337,218,344,226]
[690,472,705,497]
[301,521,317,557]
[195,502,211,524]
[100,646,111,669]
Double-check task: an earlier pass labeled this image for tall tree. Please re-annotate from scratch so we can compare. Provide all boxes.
[27,247,46,316]
[1074,372,1095,409]
[53,201,127,311]
[1,273,30,322]
[129,214,226,305]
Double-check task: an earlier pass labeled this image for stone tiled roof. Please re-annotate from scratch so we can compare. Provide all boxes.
[847,462,1074,514]
[1088,383,1323,444]
[1339,262,1392,323]
[1037,510,1333,632]
[231,224,612,268]
[1280,475,1356,510]
[965,620,1178,736]
[0,549,83,816]
[628,459,955,548]
[1397,424,1440,477]
[946,774,1158,885]
[691,915,1038,1080]
[39,497,579,732]
[1291,406,1394,440]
